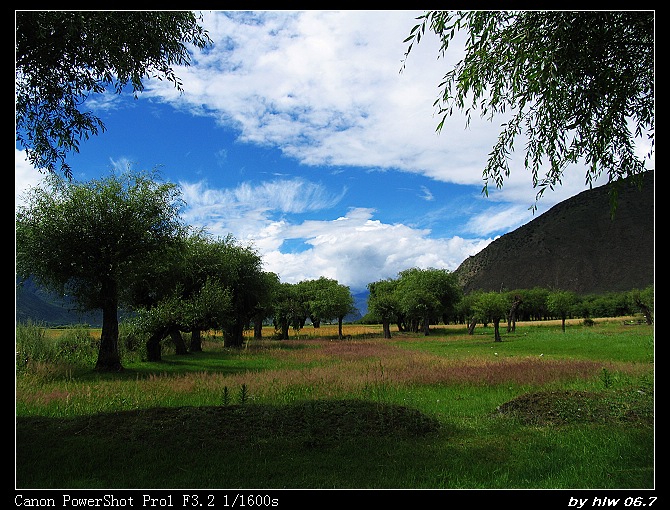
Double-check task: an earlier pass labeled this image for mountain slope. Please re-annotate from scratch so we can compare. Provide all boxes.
[454,171,654,295]
[15,277,104,326]
[15,172,654,326]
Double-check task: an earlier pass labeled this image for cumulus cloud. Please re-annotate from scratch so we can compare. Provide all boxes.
[15,149,46,209]
[16,11,650,292]
[180,177,494,290]
[260,207,494,290]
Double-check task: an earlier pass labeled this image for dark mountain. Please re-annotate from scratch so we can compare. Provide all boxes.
[14,171,654,326]
[347,290,369,321]
[454,171,654,295]
[15,276,104,326]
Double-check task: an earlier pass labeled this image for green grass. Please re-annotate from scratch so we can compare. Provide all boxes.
[15,319,654,489]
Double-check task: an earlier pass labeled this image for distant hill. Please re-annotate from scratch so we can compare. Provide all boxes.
[15,276,104,326]
[15,171,654,326]
[347,290,369,321]
[454,171,654,295]
[16,275,368,327]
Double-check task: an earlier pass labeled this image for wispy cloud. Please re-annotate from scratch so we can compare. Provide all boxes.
[420,186,434,201]
[16,11,645,292]
[181,177,345,216]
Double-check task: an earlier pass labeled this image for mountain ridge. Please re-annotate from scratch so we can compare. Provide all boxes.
[453,171,654,295]
[15,171,654,326]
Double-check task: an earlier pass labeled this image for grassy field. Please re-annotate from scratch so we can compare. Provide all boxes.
[15,318,654,492]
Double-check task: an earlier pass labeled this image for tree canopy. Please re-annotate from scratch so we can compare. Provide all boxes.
[402,10,654,212]
[16,169,188,370]
[367,278,399,339]
[15,10,212,179]
[367,268,461,336]
[471,292,509,342]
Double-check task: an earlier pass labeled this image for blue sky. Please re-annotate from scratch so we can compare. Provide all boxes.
[15,10,653,293]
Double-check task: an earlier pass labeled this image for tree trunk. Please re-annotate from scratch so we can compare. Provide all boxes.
[382,319,392,339]
[636,301,653,325]
[146,326,168,362]
[190,328,203,352]
[423,315,430,336]
[338,317,343,339]
[494,319,502,342]
[254,312,264,339]
[507,295,522,332]
[225,322,245,347]
[467,318,477,335]
[169,325,189,354]
[95,280,123,371]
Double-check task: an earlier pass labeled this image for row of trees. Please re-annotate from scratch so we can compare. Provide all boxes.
[366,277,654,342]
[16,170,355,371]
[16,170,653,370]
[366,268,462,339]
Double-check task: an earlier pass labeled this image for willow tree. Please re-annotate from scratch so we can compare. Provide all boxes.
[299,277,355,334]
[323,282,356,340]
[628,286,654,325]
[472,292,509,342]
[16,170,187,371]
[395,267,462,335]
[127,231,238,360]
[272,282,306,340]
[367,279,399,339]
[402,10,654,213]
[15,11,212,178]
[547,289,578,333]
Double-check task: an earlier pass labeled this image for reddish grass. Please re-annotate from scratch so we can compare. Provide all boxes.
[19,330,649,411]
[141,337,647,403]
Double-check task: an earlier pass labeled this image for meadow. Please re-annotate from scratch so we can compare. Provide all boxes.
[15,318,654,490]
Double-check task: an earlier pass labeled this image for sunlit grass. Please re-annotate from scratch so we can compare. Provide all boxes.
[16,319,654,489]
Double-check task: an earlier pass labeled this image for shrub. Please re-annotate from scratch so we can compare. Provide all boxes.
[56,326,99,365]
[15,320,54,370]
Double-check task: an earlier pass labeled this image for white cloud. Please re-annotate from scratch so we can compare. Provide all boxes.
[143,10,634,215]
[15,11,652,291]
[181,177,345,217]
[15,149,46,209]
[420,186,434,201]
[181,177,494,290]
[145,11,484,180]
[260,207,494,290]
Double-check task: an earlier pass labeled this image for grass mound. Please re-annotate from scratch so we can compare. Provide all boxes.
[17,399,441,448]
[495,387,653,426]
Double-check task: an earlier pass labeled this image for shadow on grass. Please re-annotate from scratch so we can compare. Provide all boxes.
[16,394,653,489]
[17,399,444,447]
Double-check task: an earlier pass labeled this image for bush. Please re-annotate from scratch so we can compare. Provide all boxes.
[15,320,54,371]
[55,326,99,365]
